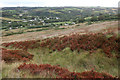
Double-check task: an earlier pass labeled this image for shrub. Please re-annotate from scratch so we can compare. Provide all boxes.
[17,63,115,78]
[2,48,34,63]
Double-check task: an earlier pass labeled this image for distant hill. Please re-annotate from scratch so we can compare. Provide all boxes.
[1,7,118,20]
[1,7,118,31]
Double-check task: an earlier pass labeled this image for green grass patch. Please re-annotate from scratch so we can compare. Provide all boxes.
[27,47,118,76]
[0,17,21,21]
[3,31,24,36]
[2,46,118,78]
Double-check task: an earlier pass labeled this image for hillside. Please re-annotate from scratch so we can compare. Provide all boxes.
[1,7,119,79]
[1,26,119,78]
[1,7,118,31]
[2,20,118,43]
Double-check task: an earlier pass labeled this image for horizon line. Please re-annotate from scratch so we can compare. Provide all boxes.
[1,6,118,8]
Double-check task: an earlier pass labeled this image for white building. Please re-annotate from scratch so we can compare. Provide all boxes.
[9,27,12,30]
[64,23,69,26]
[19,14,23,16]
[56,17,59,19]
[29,20,34,22]
[8,22,11,24]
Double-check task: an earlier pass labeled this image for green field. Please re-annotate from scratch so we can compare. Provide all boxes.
[0,17,21,21]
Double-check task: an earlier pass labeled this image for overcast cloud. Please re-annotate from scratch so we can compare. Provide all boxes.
[0,0,119,7]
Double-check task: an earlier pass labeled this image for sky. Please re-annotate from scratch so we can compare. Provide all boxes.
[0,0,120,7]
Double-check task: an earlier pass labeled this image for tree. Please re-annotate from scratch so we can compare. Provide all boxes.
[90,16,98,22]
[78,18,85,23]
[98,15,105,21]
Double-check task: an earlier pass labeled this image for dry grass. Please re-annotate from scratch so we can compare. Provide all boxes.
[2,47,118,78]
[2,21,118,43]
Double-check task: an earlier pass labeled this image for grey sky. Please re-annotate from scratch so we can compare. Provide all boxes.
[0,0,119,7]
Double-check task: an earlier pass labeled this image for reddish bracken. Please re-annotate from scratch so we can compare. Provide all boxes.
[2,48,34,63]
[17,63,115,79]
[2,40,40,51]
[2,33,119,57]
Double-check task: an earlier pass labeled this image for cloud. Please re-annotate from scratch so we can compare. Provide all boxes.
[0,0,119,7]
